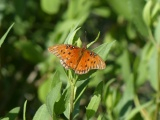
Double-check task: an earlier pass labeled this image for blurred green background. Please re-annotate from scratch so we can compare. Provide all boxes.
[0,0,160,119]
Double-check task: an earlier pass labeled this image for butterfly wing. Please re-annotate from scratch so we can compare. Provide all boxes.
[75,49,106,74]
[48,44,82,70]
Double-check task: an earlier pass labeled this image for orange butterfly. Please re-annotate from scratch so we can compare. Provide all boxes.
[48,44,106,74]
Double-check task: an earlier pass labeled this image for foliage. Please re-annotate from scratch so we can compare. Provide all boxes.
[0,0,160,120]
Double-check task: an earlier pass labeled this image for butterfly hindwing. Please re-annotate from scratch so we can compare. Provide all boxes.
[75,50,106,74]
[48,44,82,70]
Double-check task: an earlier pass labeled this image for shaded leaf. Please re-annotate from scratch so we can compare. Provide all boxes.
[54,87,71,115]
[107,0,148,37]
[14,40,44,63]
[5,107,20,120]
[126,100,153,120]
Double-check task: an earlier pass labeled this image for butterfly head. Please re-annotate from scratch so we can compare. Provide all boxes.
[82,44,87,50]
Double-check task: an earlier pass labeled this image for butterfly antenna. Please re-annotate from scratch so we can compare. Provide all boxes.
[85,31,87,41]
[82,31,87,49]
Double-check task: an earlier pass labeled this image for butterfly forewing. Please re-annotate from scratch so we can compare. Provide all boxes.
[75,50,106,74]
[48,44,82,70]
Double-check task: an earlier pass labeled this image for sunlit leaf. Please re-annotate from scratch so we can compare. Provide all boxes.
[40,0,61,14]
[23,100,27,120]
[86,81,103,119]
[117,48,131,80]
[154,18,160,44]
[0,23,14,47]
[64,25,81,44]
[115,74,134,118]
[93,41,116,60]
[46,82,62,117]
[33,104,52,120]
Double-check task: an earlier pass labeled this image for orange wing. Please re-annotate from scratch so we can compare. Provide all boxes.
[75,50,106,74]
[48,44,82,70]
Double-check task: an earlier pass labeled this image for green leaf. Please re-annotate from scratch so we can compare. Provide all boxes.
[0,23,14,47]
[93,41,116,60]
[117,49,131,81]
[75,37,82,47]
[50,71,61,89]
[73,79,89,117]
[154,18,160,44]
[1,118,9,120]
[103,79,115,98]
[33,104,52,120]
[5,107,20,120]
[151,2,160,18]
[86,81,103,119]
[14,40,44,63]
[143,0,152,27]
[148,46,158,91]
[136,43,152,86]
[38,79,51,103]
[107,0,148,37]
[40,0,61,14]
[23,100,27,120]
[75,79,89,105]
[87,32,100,48]
[38,71,61,103]
[92,7,111,18]
[115,74,134,118]
[125,100,153,120]
[97,115,102,120]
[46,82,62,117]
[63,99,70,119]
[66,0,92,20]
[54,87,71,115]
[64,25,81,44]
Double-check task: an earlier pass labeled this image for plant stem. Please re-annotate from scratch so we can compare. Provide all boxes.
[70,80,74,120]
[134,95,151,120]
[68,71,76,120]
[148,29,157,49]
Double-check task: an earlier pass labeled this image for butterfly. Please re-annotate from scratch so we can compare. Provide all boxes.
[48,44,106,74]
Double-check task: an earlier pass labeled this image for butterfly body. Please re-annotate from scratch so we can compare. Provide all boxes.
[48,44,106,74]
